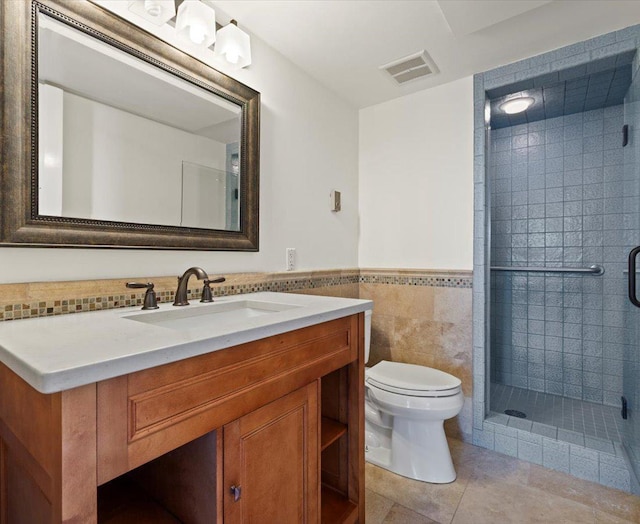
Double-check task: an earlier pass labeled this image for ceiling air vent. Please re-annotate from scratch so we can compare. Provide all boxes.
[380,51,439,85]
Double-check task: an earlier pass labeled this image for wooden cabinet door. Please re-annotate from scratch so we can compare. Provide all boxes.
[223,382,319,524]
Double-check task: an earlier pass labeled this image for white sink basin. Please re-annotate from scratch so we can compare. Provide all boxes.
[123,299,301,330]
[0,291,372,393]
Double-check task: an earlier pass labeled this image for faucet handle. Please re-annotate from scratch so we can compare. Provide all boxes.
[201,280,213,303]
[200,277,225,303]
[200,277,227,302]
[126,282,159,310]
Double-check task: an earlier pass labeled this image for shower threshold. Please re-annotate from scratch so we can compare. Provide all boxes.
[490,383,623,445]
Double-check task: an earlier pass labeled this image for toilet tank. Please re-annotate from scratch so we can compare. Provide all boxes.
[364,309,372,364]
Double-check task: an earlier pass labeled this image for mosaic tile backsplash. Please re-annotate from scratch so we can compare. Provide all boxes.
[0,269,472,322]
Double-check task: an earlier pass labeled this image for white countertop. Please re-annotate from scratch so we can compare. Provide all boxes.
[0,292,372,394]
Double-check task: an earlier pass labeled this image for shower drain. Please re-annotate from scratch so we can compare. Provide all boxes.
[504,409,527,418]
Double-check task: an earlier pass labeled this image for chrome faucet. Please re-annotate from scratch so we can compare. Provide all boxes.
[173,267,209,306]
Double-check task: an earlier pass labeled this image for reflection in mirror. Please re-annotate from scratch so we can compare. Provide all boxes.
[37,12,242,231]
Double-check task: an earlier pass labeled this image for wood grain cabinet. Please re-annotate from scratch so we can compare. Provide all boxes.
[223,383,319,523]
[0,314,365,523]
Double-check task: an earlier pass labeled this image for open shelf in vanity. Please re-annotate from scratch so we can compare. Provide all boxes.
[95,361,363,524]
[319,366,361,524]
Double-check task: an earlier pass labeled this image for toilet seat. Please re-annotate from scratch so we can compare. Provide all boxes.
[366,361,462,398]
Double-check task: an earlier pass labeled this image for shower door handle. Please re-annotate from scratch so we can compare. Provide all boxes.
[628,246,640,308]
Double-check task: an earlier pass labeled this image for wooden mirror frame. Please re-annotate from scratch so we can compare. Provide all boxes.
[0,0,260,251]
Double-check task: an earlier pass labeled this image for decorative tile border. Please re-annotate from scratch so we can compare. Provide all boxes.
[0,271,360,322]
[359,269,472,288]
[0,268,472,322]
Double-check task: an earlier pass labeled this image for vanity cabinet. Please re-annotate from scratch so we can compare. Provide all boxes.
[0,313,365,523]
[223,383,318,523]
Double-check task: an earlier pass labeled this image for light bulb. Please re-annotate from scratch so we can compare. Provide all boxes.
[129,0,175,25]
[226,49,240,64]
[189,23,207,45]
[214,21,251,69]
[500,97,534,115]
[144,0,162,17]
[175,0,216,47]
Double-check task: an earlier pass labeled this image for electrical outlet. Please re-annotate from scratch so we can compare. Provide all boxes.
[286,248,296,271]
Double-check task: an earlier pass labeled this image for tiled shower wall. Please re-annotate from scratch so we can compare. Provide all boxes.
[489,105,631,406]
[473,24,640,493]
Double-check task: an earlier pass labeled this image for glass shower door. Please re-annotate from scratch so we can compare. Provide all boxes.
[622,75,640,490]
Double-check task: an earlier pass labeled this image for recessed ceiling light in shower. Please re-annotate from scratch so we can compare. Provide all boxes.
[500,97,534,114]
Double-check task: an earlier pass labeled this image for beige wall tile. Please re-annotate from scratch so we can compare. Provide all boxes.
[369,314,394,366]
[291,286,334,296]
[360,283,402,317]
[362,282,473,437]
[0,283,30,304]
[361,284,434,319]
[433,287,472,325]
[291,283,359,299]
[393,349,436,369]
[391,317,446,361]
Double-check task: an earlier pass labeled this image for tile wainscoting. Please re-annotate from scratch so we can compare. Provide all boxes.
[0,267,473,441]
[359,269,474,442]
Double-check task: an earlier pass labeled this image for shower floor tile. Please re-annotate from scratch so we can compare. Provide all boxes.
[490,382,623,442]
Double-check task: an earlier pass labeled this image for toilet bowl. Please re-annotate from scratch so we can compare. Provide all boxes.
[363,311,463,484]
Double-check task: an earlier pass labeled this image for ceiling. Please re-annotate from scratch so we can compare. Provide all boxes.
[488,52,634,129]
[211,0,640,109]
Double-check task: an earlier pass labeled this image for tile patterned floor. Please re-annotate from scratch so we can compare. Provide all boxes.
[490,382,623,442]
[365,439,640,523]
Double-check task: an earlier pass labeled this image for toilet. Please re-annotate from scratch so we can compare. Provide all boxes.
[363,310,463,484]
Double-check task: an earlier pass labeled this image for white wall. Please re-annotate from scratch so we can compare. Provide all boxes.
[0,3,359,283]
[358,76,474,270]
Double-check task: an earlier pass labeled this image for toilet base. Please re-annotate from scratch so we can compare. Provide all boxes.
[365,445,391,471]
[365,417,457,484]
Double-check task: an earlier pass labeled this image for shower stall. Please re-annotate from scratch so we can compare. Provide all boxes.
[476,29,640,492]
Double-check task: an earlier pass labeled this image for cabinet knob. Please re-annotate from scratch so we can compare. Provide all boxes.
[230,484,242,502]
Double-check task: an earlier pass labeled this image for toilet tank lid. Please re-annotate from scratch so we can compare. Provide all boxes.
[367,361,461,392]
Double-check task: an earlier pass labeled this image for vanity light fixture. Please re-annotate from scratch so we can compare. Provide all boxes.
[500,96,534,114]
[176,0,217,47]
[127,1,252,69]
[128,0,176,26]
[214,19,252,69]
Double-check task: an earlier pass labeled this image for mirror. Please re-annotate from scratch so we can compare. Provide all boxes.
[1,0,260,250]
